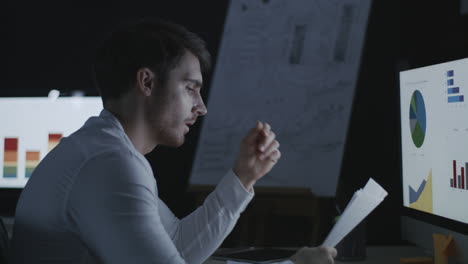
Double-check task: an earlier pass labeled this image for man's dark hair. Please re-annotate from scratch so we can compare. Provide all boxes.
[93,18,211,104]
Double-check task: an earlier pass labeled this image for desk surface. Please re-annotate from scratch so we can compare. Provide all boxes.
[204,246,430,264]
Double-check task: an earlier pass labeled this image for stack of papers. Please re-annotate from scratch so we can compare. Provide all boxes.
[322,178,388,247]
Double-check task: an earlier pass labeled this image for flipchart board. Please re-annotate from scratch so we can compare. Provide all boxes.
[190,0,371,196]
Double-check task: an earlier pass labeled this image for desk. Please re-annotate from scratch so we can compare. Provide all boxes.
[204,246,430,264]
[335,246,430,264]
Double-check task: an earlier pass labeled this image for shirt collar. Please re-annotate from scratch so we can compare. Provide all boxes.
[99,108,142,155]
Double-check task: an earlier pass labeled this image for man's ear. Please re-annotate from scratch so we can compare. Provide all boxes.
[136,67,156,96]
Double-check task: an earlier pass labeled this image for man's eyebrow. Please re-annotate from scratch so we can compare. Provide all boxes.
[185,78,203,87]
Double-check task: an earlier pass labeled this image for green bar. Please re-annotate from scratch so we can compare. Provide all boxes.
[25,167,36,178]
[3,166,17,178]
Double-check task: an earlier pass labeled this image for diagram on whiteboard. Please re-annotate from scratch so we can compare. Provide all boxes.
[190,0,371,196]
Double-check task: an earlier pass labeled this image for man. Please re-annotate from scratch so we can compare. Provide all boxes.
[10,19,336,263]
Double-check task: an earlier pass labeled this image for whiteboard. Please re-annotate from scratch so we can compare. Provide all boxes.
[190,0,371,196]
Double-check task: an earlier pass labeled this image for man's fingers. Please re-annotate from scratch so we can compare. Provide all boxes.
[258,122,274,151]
[290,246,336,264]
[267,149,281,163]
[243,121,264,144]
[263,122,271,134]
[319,246,337,259]
[259,140,279,160]
[259,130,276,152]
[258,124,270,151]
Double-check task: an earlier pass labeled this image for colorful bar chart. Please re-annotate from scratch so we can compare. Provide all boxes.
[450,160,468,190]
[48,133,62,152]
[2,134,60,180]
[25,151,40,178]
[446,70,465,103]
[0,97,102,188]
[3,138,18,178]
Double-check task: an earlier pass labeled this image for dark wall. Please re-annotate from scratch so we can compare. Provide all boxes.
[3,0,468,245]
[3,0,228,96]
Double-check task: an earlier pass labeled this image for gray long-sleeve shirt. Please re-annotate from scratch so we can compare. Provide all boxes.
[10,109,253,264]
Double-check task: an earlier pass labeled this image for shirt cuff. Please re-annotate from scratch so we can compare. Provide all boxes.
[214,170,254,215]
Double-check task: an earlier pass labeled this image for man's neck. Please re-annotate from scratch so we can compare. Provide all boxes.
[105,101,156,155]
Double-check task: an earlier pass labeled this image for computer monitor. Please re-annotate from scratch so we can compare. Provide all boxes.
[399,58,468,261]
[0,97,103,188]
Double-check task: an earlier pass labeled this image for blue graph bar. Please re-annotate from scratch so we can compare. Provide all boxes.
[447,70,454,77]
[448,87,460,94]
[451,179,454,187]
[448,95,464,103]
[448,79,454,86]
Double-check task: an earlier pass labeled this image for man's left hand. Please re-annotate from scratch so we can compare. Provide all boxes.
[233,121,281,191]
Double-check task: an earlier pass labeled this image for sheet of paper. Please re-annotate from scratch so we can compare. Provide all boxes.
[322,178,388,247]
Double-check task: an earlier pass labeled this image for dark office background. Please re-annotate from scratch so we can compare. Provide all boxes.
[3,0,468,246]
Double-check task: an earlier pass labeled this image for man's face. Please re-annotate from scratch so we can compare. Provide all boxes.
[146,51,207,147]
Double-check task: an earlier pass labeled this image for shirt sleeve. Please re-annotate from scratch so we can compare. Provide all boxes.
[67,151,187,264]
[159,170,254,264]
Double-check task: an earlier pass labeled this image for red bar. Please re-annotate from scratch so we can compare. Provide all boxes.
[4,138,18,151]
[453,160,457,188]
[462,167,465,189]
[48,134,62,141]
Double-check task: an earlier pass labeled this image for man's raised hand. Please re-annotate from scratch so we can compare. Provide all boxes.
[233,121,281,191]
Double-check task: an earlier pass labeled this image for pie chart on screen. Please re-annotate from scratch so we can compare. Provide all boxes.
[409,90,426,148]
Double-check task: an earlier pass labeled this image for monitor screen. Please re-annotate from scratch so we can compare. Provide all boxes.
[400,58,468,226]
[0,97,103,188]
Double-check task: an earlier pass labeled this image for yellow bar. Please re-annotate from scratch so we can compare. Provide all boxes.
[25,161,40,167]
[4,161,17,167]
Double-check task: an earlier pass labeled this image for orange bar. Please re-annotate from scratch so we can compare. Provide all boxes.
[4,151,18,162]
[26,151,40,161]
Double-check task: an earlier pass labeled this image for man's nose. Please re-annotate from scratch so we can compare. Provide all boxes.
[196,100,208,116]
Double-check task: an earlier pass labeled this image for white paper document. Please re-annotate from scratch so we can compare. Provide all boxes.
[322,178,388,247]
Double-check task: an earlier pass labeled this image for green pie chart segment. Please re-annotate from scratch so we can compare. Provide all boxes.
[409,90,426,148]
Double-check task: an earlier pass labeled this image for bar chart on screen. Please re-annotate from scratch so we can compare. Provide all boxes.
[450,160,468,191]
[446,70,465,104]
[2,134,63,180]
[0,97,102,188]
